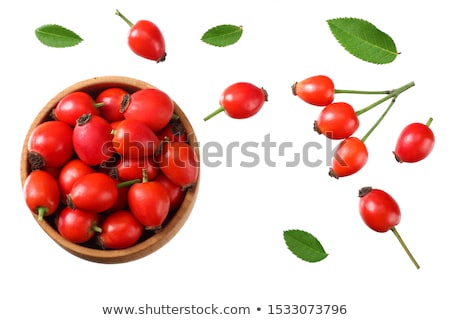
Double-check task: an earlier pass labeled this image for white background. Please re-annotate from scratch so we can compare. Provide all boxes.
[2,0,448,318]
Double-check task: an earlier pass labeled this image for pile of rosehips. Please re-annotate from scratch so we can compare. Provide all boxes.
[23,86,199,250]
[292,75,435,269]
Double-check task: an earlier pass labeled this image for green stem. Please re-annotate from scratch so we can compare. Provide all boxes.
[355,81,415,116]
[425,117,433,127]
[391,226,420,270]
[335,89,390,95]
[115,9,134,27]
[203,106,225,121]
[142,169,148,183]
[94,102,105,109]
[37,207,47,221]
[91,224,102,233]
[361,97,396,143]
[116,179,141,188]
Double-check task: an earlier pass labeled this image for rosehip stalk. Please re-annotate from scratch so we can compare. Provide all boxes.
[116,179,141,188]
[355,81,415,116]
[203,107,225,121]
[335,88,390,95]
[37,207,47,221]
[391,226,420,269]
[115,9,133,27]
[116,169,148,189]
[361,97,397,143]
[358,81,415,143]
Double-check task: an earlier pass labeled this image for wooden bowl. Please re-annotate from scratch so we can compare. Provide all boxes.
[20,76,200,264]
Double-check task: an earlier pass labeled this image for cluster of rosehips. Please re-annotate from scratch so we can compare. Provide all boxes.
[292,75,435,178]
[292,75,435,269]
[23,87,199,250]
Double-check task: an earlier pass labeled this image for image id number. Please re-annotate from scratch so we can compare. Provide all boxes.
[268,304,347,315]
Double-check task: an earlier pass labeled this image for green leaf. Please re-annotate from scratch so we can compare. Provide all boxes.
[201,24,243,47]
[35,24,83,48]
[327,17,398,64]
[283,229,328,263]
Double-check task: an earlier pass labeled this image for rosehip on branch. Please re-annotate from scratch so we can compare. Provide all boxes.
[314,102,359,139]
[292,75,335,106]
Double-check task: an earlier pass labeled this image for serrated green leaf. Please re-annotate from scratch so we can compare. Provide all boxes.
[283,229,328,263]
[327,17,398,64]
[201,24,243,47]
[35,24,83,48]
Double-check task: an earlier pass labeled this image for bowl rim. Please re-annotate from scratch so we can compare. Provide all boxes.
[20,75,200,264]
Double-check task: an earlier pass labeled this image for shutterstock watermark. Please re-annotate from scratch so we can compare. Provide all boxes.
[104,133,342,169]
[200,133,339,168]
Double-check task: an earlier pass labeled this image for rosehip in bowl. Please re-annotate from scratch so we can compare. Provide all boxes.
[67,172,119,213]
[124,88,174,132]
[57,207,101,244]
[98,210,144,249]
[23,170,60,221]
[53,91,101,127]
[27,120,74,170]
[96,87,130,123]
[112,118,160,158]
[72,114,114,166]
[128,180,170,231]
[157,141,199,188]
